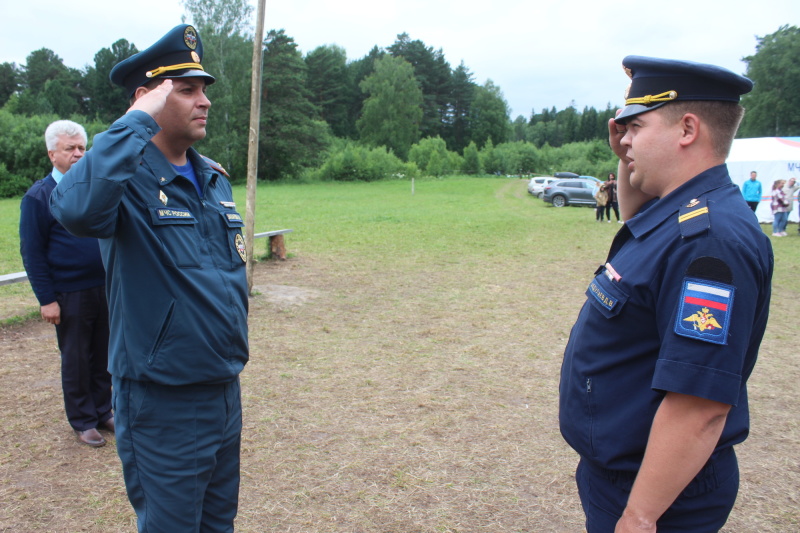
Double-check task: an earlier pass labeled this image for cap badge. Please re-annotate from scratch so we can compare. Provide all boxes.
[191,51,200,63]
[623,65,634,79]
[184,26,198,50]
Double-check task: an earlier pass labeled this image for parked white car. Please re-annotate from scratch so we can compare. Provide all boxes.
[527,176,558,198]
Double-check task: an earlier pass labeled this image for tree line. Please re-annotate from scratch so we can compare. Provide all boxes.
[0,0,796,196]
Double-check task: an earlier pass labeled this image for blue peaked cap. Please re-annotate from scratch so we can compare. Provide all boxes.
[615,55,753,124]
[110,24,215,97]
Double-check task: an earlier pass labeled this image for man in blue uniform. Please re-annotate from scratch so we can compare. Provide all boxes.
[50,24,249,532]
[20,120,112,448]
[559,56,773,532]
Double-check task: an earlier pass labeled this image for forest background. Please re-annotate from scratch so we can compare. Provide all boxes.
[0,0,798,197]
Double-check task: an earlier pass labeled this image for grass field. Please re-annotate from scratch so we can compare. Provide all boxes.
[1,176,798,531]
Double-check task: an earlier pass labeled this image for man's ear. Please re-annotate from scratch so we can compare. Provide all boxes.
[132,85,151,103]
[678,113,700,147]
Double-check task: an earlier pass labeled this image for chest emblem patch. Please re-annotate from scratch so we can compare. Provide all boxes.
[674,279,734,345]
[235,233,246,263]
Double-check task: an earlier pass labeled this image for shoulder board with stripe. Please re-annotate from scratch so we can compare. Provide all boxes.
[201,155,230,178]
[678,197,710,238]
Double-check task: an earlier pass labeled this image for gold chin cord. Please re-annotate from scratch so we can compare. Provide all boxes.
[625,90,678,105]
[146,63,204,79]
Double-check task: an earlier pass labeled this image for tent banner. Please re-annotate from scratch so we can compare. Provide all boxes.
[727,137,800,223]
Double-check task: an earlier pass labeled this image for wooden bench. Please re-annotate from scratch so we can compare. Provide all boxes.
[0,271,28,287]
[253,229,293,260]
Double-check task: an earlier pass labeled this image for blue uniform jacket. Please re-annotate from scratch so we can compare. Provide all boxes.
[50,111,249,386]
[559,164,773,472]
[20,174,105,306]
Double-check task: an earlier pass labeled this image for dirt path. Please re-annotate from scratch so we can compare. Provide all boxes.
[0,181,797,531]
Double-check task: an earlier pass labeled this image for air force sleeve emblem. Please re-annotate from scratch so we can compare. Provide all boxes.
[674,278,734,345]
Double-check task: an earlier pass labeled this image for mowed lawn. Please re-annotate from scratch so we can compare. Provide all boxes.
[0,176,798,531]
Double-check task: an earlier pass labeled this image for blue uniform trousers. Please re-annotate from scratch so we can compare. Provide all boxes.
[54,286,111,431]
[577,447,739,532]
[113,377,242,532]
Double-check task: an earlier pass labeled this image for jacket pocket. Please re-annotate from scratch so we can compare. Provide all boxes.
[219,210,247,268]
[148,207,201,268]
[147,300,175,366]
[585,273,629,319]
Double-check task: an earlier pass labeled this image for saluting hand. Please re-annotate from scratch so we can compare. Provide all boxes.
[127,79,173,120]
[608,116,629,163]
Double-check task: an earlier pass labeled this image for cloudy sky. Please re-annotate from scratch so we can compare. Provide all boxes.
[1,0,797,118]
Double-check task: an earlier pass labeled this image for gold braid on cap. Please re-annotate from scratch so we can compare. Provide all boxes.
[146,63,204,78]
[625,90,678,105]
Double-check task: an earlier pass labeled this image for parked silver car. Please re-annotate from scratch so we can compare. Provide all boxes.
[542,178,598,207]
[527,176,558,198]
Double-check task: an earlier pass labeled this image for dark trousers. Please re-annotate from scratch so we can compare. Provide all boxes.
[605,201,620,221]
[113,377,242,533]
[596,205,605,221]
[576,448,739,532]
[747,201,759,212]
[54,286,111,431]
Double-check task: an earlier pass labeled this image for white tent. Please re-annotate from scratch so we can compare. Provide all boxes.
[726,137,800,223]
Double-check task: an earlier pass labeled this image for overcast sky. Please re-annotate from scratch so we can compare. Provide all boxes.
[1,0,797,118]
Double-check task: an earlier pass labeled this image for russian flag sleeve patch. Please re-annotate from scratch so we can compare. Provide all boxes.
[674,278,734,345]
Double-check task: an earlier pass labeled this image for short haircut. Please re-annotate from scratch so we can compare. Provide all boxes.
[659,101,745,159]
[45,120,87,151]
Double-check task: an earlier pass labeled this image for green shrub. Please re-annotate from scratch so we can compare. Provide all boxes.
[0,163,30,198]
[493,141,541,175]
[409,136,461,176]
[0,110,110,197]
[462,141,482,175]
[537,139,616,178]
[311,143,419,182]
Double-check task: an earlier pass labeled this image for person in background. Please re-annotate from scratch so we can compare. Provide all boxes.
[797,180,800,234]
[770,179,790,236]
[741,170,762,212]
[594,181,608,222]
[560,55,773,532]
[19,120,112,448]
[50,25,249,531]
[603,172,621,223]
[781,177,799,235]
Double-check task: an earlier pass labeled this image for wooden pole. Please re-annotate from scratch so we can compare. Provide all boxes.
[245,0,267,295]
